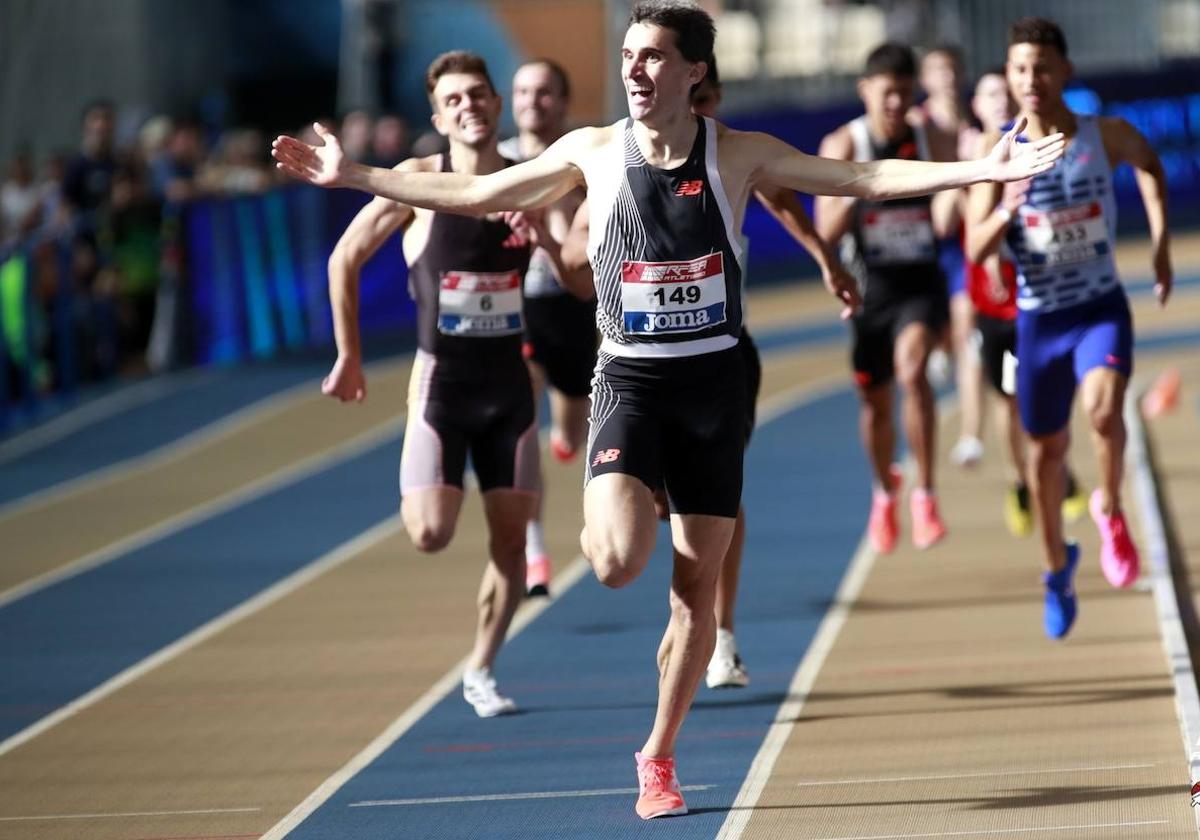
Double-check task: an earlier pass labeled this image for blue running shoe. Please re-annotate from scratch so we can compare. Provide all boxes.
[1043,542,1080,639]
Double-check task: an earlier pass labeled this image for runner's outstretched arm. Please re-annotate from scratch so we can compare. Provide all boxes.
[754,185,860,318]
[753,118,1065,201]
[558,199,595,299]
[1103,117,1172,306]
[272,123,587,214]
[323,180,416,403]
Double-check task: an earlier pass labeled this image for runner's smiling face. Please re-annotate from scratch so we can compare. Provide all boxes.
[512,63,568,136]
[431,72,502,148]
[621,22,706,122]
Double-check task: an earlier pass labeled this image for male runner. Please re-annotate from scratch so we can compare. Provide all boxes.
[273,0,1063,818]
[965,67,1086,537]
[914,45,987,469]
[498,59,594,597]
[320,51,537,717]
[966,17,1172,638]
[817,43,960,553]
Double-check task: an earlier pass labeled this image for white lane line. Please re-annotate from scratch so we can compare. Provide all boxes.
[803,821,1169,840]
[0,807,260,822]
[0,518,402,758]
[0,357,405,520]
[1126,389,1200,836]
[349,785,715,808]
[259,375,849,840]
[0,370,213,464]
[0,416,404,611]
[793,762,1157,787]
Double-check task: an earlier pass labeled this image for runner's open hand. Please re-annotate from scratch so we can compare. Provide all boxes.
[272,123,348,188]
[986,117,1066,183]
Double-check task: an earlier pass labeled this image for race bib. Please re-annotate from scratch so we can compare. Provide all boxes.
[620,253,727,336]
[437,270,523,336]
[861,206,935,264]
[1019,202,1109,267]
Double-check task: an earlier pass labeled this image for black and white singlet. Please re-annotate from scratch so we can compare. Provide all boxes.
[585,116,744,359]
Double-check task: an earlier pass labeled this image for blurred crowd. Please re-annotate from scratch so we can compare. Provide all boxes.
[0,102,414,407]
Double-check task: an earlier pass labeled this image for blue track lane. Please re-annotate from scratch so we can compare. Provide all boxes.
[0,362,328,507]
[285,389,868,840]
[0,431,401,741]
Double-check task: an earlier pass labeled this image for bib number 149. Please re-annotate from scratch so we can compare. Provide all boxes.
[651,286,701,306]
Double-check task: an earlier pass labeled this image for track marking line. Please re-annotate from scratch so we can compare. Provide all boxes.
[348,785,715,808]
[0,807,261,822]
[1125,388,1200,836]
[0,370,213,464]
[792,762,1157,787]
[0,518,402,758]
[800,821,1169,840]
[0,415,404,611]
[260,376,850,839]
[0,358,406,520]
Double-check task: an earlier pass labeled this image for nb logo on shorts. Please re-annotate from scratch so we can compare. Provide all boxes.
[592,448,621,466]
[674,180,704,197]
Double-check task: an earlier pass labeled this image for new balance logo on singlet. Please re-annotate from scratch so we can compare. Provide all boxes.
[674,180,704,197]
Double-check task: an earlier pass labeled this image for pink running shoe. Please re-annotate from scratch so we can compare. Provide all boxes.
[635,752,687,819]
[867,465,903,554]
[1090,490,1140,588]
[911,488,947,549]
[525,553,551,598]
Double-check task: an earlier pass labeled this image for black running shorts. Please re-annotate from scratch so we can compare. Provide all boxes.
[400,350,539,494]
[523,293,598,398]
[851,289,949,388]
[976,313,1016,396]
[738,328,762,444]
[585,346,745,517]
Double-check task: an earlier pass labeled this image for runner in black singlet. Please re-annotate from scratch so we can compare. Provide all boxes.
[274,1,1063,818]
[319,51,536,719]
[817,43,954,556]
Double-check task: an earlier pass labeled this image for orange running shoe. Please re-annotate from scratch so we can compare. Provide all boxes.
[525,553,551,598]
[635,752,687,819]
[867,465,903,554]
[549,429,576,463]
[1141,368,1180,419]
[911,488,947,549]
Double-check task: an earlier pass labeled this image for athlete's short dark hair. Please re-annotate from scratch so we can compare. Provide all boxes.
[863,43,917,79]
[1009,17,1069,58]
[517,58,571,100]
[425,51,497,102]
[628,0,715,65]
[702,55,720,89]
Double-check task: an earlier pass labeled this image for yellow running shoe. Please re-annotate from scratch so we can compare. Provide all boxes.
[1005,483,1032,537]
[1062,472,1086,523]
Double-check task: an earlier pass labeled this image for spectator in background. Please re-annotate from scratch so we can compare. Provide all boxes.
[1,151,43,248]
[63,100,118,233]
[106,163,161,370]
[202,128,272,194]
[150,120,205,205]
[367,114,410,166]
[340,109,374,162]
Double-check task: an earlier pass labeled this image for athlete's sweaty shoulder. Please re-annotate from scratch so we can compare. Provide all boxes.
[1097,115,1152,168]
[544,125,614,167]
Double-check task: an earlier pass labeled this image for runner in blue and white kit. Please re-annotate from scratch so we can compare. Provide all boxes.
[274,0,1063,818]
[966,17,1173,639]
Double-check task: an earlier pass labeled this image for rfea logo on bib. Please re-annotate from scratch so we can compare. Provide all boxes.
[619,253,728,337]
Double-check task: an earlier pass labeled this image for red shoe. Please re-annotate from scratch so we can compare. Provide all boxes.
[867,465,903,554]
[1090,490,1139,588]
[549,430,576,463]
[635,752,687,819]
[525,553,551,597]
[911,488,946,549]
